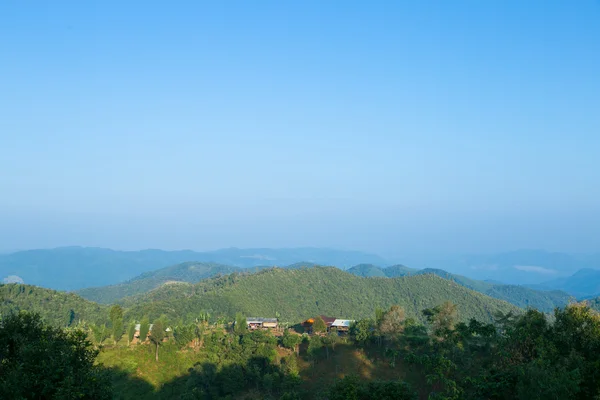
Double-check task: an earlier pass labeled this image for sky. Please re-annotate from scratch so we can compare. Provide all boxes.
[1,1,599,258]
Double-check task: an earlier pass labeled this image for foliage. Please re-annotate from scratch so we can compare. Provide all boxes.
[90,323,110,345]
[149,319,165,361]
[312,315,327,333]
[77,262,239,304]
[110,304,124,344]
[234,312,248,334]
[0,312,112,399]
[0,283,109,327]
[127,321,136,345]
[326,375,417,400]
[379,305,406,341]
[122,267,520,325]
[173,323,196,348]
[139,316,150,343]
[281,329,302,354]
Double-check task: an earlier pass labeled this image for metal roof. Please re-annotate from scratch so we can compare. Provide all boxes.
[331,319,354,327]
[246,317,278,323]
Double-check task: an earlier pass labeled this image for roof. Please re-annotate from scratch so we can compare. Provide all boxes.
[331,319,354,327]
[246,317,278,323]
[320,315,337,326]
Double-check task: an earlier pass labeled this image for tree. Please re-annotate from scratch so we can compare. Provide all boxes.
[350,318,374,344]
[149,320,165,362]
[322,331,341,359]
[312,316,327,334]
[174,324,196,349]
[110,305,124,345]
[139,316,150,343]
[127,322,136,346]
[198,311,210,326]
[423,301,458,337]
[90,323,109,346]
[234,312,248,335]
[281,329,302,355]
[379,305,406,342]
[307,335,323,360]
[0,312,112,399]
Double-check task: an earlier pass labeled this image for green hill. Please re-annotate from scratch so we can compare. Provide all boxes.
[0,283,108,327]
[346,263,387,277]
[346,265,572,312]
[122,267,520,324]
[383,264,418,277]
[76,262,238,304]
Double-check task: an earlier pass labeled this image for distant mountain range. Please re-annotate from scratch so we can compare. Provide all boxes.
[0,247,386,291]
[527,268,600,298]
[440,250,600,285]
[2,246,599,296]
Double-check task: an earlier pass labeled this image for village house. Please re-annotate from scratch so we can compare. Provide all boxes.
[302,316,355,334]
[246,317,279,330]
[330,319,353,334]
[302,315,337,333]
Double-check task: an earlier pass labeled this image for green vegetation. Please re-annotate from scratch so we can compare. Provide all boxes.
[7,301,600,399]
[0,312,112,399]
[4,267,600,399]
[122,267,520,324]
[347,263,387,277]
[0,283,109,327]
[77,262,239,304]
[346,265,572,312]
[382,264,418,277]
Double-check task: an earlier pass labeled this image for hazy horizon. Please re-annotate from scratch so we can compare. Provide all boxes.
[2,1,599,256]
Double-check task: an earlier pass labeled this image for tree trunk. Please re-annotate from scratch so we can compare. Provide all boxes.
[155,344,159,362]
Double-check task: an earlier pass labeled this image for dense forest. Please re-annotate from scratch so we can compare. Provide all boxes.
[75,261,572,313]
[119,267,521,324]
[77,262,240,304]
[4,299,600,399]
[3,265,600,399]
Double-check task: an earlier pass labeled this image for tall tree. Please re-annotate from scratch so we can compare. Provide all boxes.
[138,316,150,343]
[281,329,302,355]
[109,305,124,345]
[423,301,458,337]
[234,313,248,335]
[149,320,165,362]
[312,316,327,334]
[127,322,136,346]
[379,305,406,342]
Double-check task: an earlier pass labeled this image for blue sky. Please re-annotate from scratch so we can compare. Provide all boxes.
[1,1,599,257]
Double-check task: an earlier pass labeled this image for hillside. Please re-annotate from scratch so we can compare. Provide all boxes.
[76,262,239,304]
[346,263,386,277]
[347,265,572,312]
[383,264,418,277]
[122,267,521,324]
[0,283,108,327]
[0,246,387,290]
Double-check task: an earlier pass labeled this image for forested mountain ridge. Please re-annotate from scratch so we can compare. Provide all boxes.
[0,283,108,327]
[76,262,239,303]
[347,264,573,312]
[76,258,574,312]
[121,267,521,324]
